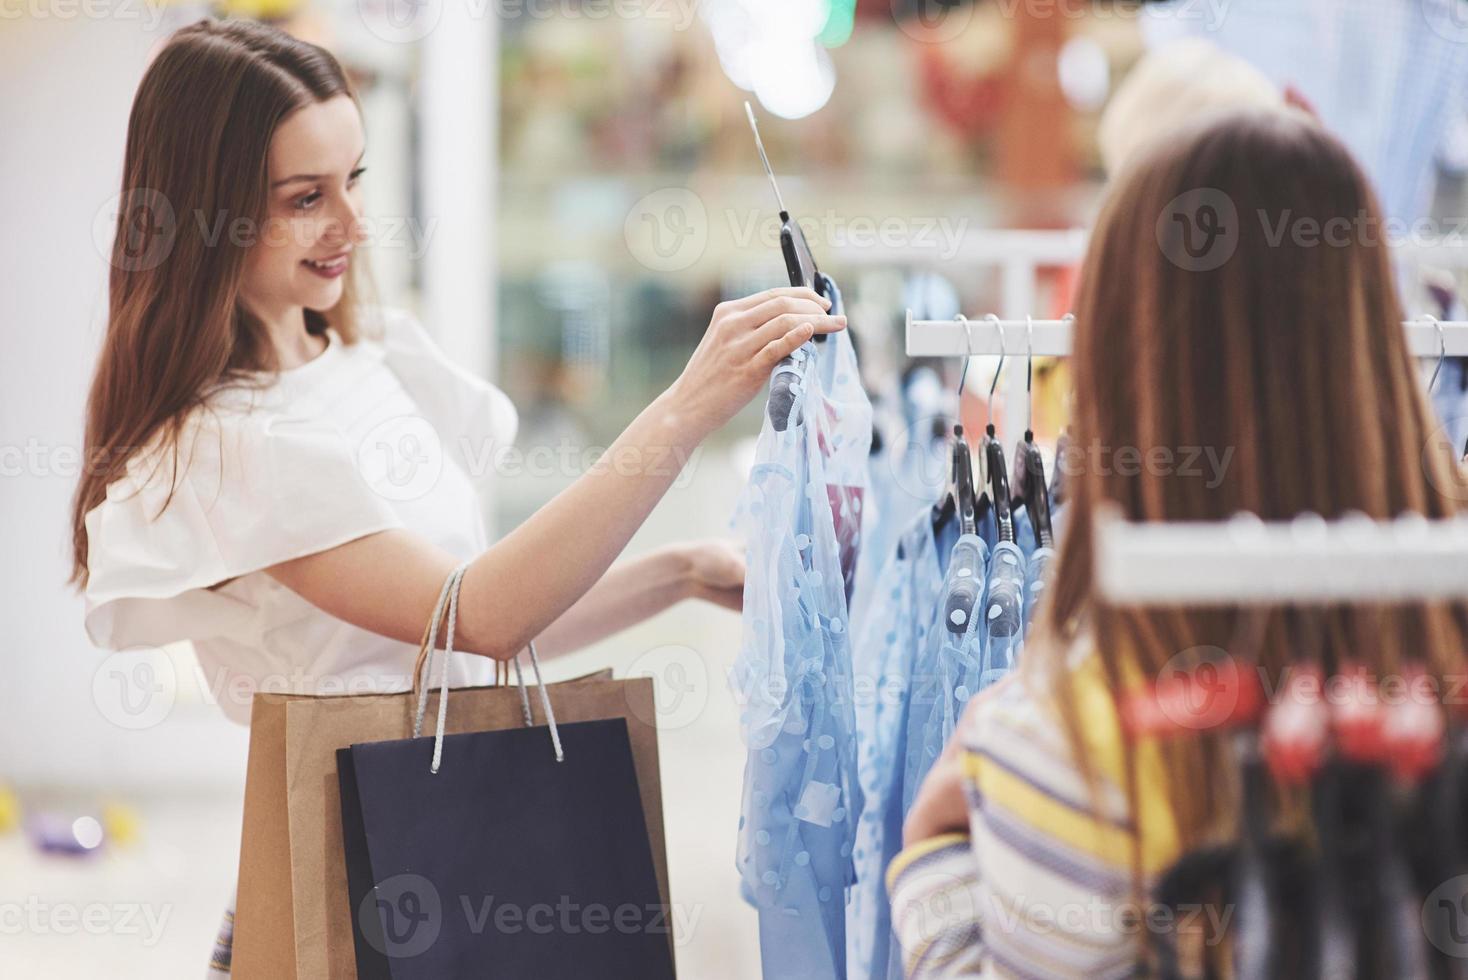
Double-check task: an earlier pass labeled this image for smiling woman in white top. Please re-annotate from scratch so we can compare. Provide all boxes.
[83,305,529,722]
[69,19,846,974]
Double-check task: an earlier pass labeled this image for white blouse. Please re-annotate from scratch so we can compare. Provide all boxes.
[82,308,518,725]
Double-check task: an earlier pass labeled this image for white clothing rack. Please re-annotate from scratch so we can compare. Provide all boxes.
[906,312,1468,359]
[1093,509,1468,605]
[907,313,1077,357]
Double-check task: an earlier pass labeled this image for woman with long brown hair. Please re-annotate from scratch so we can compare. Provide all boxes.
[889,109,1468,976]
[73,18,845,974]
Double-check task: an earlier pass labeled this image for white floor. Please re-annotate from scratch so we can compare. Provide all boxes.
[1,447,763,978]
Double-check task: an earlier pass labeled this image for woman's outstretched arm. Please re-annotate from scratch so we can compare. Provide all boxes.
[530,539,744,660]
[265,287,842,660]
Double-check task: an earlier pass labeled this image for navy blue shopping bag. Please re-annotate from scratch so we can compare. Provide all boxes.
[337,565,676,980]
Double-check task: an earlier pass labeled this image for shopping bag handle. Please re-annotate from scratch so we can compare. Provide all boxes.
[410,562,565,773]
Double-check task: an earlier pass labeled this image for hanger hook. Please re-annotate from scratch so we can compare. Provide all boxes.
[984,314,1006,431]
[1025,315,1036,439]
[955,313,978,400]
[1426,314,1447,394]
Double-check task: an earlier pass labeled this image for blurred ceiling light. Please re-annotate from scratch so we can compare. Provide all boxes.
[707,1,759,90]
[746,0,830,41]
[1058,36,1110,113]
[704,0,838,119]
[750,39,836,119]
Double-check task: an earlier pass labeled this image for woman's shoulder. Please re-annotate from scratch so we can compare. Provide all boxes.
[365,305,520,453]
[353,305,450,361]
[103,379,391,535]
[958,644,1088,754]
[83,380,402,641]
[960,636,1130,764]
[116,386,308,490]
[109,393,261,495]
[959,637,1181,875]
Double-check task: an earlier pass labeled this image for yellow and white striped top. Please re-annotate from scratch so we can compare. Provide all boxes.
[886,652,1185,979]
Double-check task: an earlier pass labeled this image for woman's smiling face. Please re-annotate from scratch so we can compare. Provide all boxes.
[241,94,368,323]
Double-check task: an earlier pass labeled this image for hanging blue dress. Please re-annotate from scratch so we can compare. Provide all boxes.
[847,504,959,980]
[731,276,872,978]
[848,494,1044,980]
[849,426,945,643]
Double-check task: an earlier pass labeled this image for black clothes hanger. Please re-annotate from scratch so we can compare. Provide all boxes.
[981,317,1013,544]
[932,317,981,541]
[929,317,985,635]
[1018,440,1052,547]
[1406,724,1468,980]
[1229,732,1301,980]
[984,427,1013,545]
[746,102,830,432]
[939,424,985,635]
[952,428,978,537]
[1312,666,1433,980]
[1011,316,1056,550]
[931,429,979,537]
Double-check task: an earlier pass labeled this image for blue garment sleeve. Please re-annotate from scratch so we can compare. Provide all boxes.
[903,532,989,814]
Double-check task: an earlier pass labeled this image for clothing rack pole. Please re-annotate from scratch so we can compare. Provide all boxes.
[906,312,1468,359]
[906,311,1076,356]
[1093,508,1468,605]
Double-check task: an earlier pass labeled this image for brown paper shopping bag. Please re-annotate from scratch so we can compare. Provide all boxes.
[230,569,670,980]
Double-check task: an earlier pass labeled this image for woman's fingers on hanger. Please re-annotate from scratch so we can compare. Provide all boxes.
[749,313,846,349]
[734,294,832,330]
[756,321,818,371]
[722,287,830,320]
[809,314,847,334]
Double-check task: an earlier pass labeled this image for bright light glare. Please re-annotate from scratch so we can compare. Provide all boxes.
[72,816,104,850]
[1058,36,1110,112]
[751,40,835,120]
[704,0,837,119]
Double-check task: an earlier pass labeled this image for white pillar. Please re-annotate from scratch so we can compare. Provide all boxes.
[417,5,498,378]
[417,6,501,533]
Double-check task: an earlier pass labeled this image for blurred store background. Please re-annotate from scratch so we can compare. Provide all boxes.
[5,0,1468,975]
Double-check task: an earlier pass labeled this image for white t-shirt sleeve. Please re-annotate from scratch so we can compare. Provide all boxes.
[82,403,404,650]
[377,308,519,486]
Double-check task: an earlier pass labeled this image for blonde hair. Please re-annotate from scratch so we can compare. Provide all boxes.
[1098,38,1285,176]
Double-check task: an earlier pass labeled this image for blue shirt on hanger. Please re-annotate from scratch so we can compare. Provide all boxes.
[847,421,1058,979]
[847,503,960,980]
[731,275,872,979]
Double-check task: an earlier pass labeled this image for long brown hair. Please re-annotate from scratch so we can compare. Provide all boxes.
[70,19,369,587]
[1038,110,1468,859]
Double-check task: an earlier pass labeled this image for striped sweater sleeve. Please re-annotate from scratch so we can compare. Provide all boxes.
[886,833,985,978]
